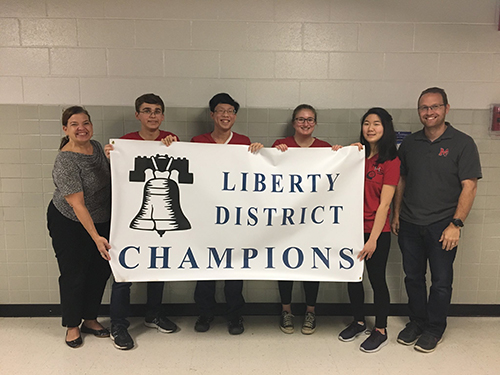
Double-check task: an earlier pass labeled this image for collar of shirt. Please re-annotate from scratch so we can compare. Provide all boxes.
[415,122,455,143]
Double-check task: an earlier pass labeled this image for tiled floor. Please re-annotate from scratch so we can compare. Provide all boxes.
[1,315,499,374]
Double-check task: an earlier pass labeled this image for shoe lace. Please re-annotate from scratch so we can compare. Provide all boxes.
[282,312,293,326]
[303,313,315,328]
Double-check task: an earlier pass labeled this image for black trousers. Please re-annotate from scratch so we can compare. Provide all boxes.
[278,281,320,307]
[347,232,391,328]
[110,280,165,328]
[194,280,245,320]
[47,201,111,327]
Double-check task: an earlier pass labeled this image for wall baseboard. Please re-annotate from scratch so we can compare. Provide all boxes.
[1,303,499,317]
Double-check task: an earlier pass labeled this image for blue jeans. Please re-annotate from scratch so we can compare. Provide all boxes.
[398,218,457,338]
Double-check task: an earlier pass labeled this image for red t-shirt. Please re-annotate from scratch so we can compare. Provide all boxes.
[191,132,251,145]
[272,136,331,148]
[364,155,400,233]
[120,130,178,141]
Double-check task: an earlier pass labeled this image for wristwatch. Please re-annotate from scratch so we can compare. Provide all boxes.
[451,218,464,228]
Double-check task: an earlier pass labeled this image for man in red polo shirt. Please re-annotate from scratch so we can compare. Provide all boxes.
[191,93,261,335]
[107,93,178,350]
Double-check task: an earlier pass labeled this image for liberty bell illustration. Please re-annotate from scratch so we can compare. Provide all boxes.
[129,154,194,237]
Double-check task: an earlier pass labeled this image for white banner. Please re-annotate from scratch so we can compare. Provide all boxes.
[109,140,365,283]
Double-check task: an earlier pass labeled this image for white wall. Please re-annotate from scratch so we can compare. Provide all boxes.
[0,0,500,307]
[0,0,499,108]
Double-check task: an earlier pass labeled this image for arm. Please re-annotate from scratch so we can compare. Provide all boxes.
[359,184,397,260]
[391,175,405,235]
[65,192,111,260]
[439,178,478,251]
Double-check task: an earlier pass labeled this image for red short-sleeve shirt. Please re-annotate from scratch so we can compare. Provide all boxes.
[191,132,251,145]
[120,130,178,141]
[272,136,331,148]
[363,155,400,233]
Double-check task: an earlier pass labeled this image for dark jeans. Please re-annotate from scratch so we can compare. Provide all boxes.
[278,281,320,307]
[398,218,457,338]
[194,280,245,320]
[347,232,391,328]
[110,281,165,328]
[47,201,111,327]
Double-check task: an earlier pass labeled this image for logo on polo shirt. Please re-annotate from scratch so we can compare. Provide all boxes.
[438,148,449,157]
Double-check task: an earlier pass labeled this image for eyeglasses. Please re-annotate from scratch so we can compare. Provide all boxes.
[295,117,316,124]
[139,109,163,116]
[214,109,237,115]
[418,104,445,112]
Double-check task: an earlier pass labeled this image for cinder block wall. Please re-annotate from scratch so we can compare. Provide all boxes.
[0,0,499,306]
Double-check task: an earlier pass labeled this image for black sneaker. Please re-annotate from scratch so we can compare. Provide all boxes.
[397,322,423,346]
[144,315,177,333]
[338,321,367,342]
[228,317,244,335]
[279,311,294,334]
[111,325,134,350]
[360,329,388,353]
[194,316,213,332]
[301,312,316,335]
[414,332,443,353]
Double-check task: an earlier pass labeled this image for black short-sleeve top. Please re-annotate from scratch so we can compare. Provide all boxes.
[399,124,482,225]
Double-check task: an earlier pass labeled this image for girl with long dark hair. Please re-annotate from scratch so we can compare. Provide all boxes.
[337,107,400,352]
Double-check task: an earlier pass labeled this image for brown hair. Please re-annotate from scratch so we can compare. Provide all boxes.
[292,104,317,122]
[135,93,165,113]
[418,87,448,107]
[60,106,92,150]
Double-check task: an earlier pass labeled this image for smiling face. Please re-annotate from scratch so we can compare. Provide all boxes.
[210,103,237,132]
[135,102,164,133]
[293,109,316,137]
[418,92,450,130]
[63,113,93,144]
[362,113,384,148]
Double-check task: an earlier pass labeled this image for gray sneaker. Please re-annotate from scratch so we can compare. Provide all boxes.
[301,312,316,335]
[279,311,294,334]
